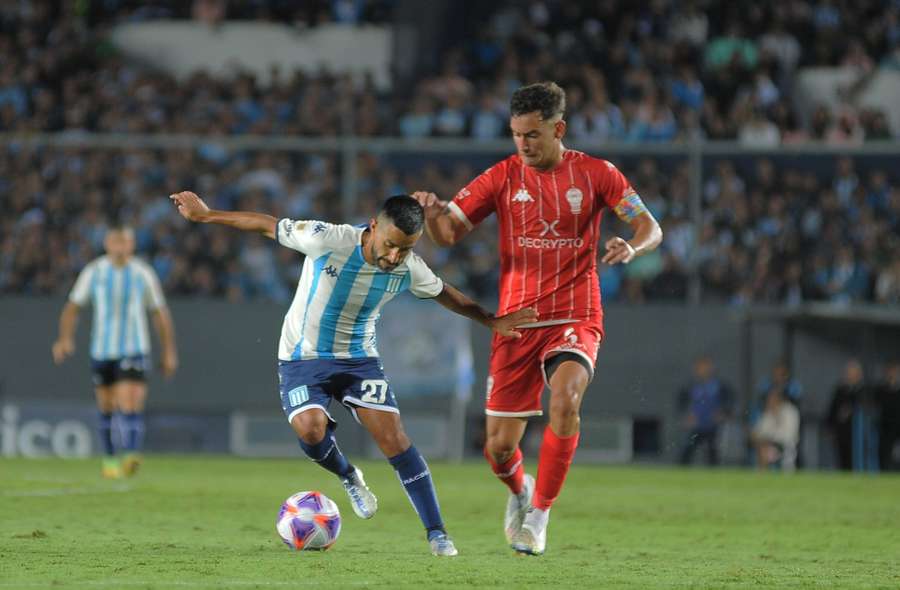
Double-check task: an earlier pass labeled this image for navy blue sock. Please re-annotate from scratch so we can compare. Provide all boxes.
[298,428,353,477]
[98,412,115,456]
[122,413,145,452]
[388,445,444,533]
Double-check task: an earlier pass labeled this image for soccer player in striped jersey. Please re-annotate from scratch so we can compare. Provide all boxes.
[169,191,536,557]
[413,82,663,555]
[52,225,178,478]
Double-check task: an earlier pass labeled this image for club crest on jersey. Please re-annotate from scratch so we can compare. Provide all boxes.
[565,187,583,214]
[512,187,534,203]
[323,265,338,278]
[385,273,404,293]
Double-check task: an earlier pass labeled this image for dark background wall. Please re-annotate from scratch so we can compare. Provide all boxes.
[5,297,896,461]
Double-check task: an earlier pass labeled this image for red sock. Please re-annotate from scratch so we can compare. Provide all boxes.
[484,446,525,495]
[533,426,580,510]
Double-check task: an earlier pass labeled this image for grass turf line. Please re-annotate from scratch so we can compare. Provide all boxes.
[1,456,899,589]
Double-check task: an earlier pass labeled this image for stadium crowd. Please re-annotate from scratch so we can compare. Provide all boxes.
[2,1,899,141]
[1,0,899,305]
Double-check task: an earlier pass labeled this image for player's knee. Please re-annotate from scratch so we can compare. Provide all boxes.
[549,383,584,414]
[549,391,582,427]
[293,412,328,444]
[375,429,410,457]
[484,438,517,463]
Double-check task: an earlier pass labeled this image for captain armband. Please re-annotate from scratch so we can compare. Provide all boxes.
[612,190,649,223]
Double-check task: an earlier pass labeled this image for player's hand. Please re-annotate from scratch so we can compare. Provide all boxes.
[411,191,447,219]
[602,237,636,265]
[170,191,210,223]
[51,338,74,364]
[160,350,178,379]
[490,307,539,339]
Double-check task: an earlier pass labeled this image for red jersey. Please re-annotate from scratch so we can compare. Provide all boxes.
[447,149,634,325]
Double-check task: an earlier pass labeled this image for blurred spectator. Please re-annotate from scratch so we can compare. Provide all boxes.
[738,108,781,147]
[826,359,867,471]
[756,359,803,408]
[875,361,900,472]
[751,387,800,472]
[678,356,734,466]
[875,258,900,304]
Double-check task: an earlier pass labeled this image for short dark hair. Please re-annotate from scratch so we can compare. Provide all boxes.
[380,195,424,235]
[107,223,134,236]
[510,82,566,120]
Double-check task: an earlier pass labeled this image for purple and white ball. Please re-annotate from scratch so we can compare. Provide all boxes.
[276,491,341,551]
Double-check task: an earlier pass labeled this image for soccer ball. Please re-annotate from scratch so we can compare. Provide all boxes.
[276,491,342,551]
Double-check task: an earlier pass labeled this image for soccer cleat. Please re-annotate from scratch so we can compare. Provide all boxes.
[340,467,378,519]
[122,453,143,477]
[511,507,548,556]
[101,458,122,479]
[504,473,535,543]
[428,531,459,557]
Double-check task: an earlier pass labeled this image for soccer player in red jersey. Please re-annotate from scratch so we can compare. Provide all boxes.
[413,82,662,555]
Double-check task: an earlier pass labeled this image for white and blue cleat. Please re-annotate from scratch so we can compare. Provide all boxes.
[504,473,535,544]
[428,531,459,557]
[341,466,378,519]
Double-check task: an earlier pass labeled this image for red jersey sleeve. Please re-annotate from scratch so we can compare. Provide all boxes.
[447,160,508,230]
[595,159,634,209]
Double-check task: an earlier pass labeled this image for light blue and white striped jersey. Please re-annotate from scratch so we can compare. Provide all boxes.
[275,219,444,361]
[68,256,167,360]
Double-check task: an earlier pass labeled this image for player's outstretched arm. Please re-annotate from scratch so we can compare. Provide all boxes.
[170,191,277,239]
[602,211,663,265]
[52,302,80,364]
[432,283,538,338]
[152,307,178,379]
[410,191,469,247]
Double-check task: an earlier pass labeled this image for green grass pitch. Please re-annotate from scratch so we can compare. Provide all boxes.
[2,456,899,589]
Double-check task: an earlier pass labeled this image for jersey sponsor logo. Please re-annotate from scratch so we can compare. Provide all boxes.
[565,187,583,214]
[283,220,295,237]
[313,222,327,234]
[539,219,561,237]
[456,188,471,200]
[324,265,339,278]
[517,235,585,249]
[512,188,534,203]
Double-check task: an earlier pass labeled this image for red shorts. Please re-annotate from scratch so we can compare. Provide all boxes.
[485,321,603,417]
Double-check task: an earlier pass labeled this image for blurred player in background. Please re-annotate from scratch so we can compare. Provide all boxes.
[52,225,178,478]
[413,81,662,555]
[170,191,535,556]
